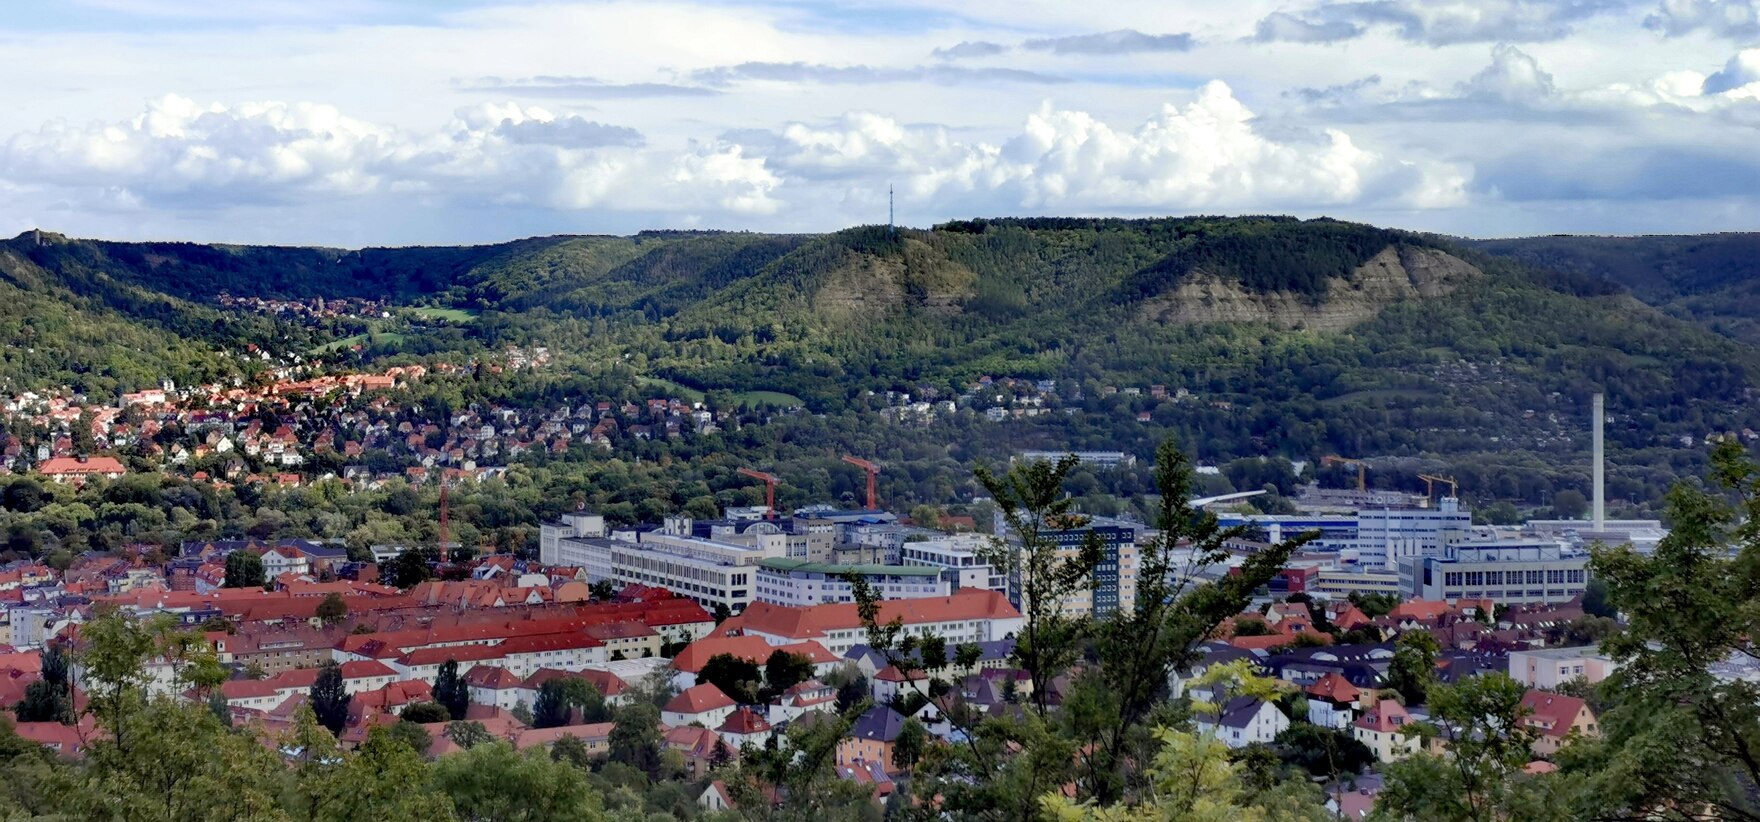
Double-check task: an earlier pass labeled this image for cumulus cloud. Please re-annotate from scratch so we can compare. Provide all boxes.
[689,62,1066,86]
[1703,48,1760,93]
[1021,30,1196,55]
[0,96,776,215]
[744,82,1467,211]
[931,40,1008,60]
[1253,0,1628,45]
[1645,0,1760,36]
[1459,43,1557,102]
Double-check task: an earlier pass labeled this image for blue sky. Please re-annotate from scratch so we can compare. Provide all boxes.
[1,0,1758,245]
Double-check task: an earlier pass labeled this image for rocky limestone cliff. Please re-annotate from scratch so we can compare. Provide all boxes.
[813,239,977,320]
[1138,245,1481,331]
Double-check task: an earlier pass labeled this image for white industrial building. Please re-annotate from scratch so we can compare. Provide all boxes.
[1397,540,1589,605]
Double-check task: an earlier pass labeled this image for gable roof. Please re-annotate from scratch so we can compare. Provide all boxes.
[848,705,907,742]
[718,706,771,735]
[1305,672,1363,704]
[1212,696,1276,729]
[665,683,736,715]
[1520,690,1590,738]
[1354,701,1411,733]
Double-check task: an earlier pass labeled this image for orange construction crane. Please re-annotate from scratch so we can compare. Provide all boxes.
[737,468,780,519]
[841,455,880,511]
[1321,455,1369,491]
[1419,474,1459,499]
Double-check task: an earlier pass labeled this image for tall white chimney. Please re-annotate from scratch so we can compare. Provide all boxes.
[1592,392,1605,531]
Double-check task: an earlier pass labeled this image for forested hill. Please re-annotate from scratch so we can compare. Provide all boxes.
[4,218,1758,480]
[1471,233,1760,346]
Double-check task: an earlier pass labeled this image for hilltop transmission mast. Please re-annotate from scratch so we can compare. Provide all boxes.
[888,185,894,235]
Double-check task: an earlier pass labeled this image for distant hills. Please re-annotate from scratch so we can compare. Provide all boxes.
[3,218,1757,485]
[1471,233,1760,346]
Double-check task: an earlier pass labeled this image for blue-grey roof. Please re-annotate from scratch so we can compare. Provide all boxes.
[848,705,907,742]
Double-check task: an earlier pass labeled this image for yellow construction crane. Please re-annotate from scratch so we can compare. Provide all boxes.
[1419,474,1459,498]
[1322,455,1369,491]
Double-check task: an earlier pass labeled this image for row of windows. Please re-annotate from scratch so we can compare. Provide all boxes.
[1442,568,1585,587]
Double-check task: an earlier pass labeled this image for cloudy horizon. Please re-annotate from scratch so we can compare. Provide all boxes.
[3,0,1759,246]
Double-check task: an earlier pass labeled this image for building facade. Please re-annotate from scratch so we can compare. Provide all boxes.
[753,559,949,606]
[1355,498,1473,570]
[1398,540,1589,605]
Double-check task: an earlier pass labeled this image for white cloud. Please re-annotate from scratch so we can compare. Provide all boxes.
[1703,48,1760,94]
[751,82,1467,211]
[1254,0,1630,45]
[0,96,778,216]
[1460,44,1558,102]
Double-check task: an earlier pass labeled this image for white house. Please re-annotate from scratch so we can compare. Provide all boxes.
[1197,696,1288,749]
[663,683,737,729]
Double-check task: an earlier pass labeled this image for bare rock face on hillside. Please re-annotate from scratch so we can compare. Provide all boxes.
[1138,245,1481,331]
[813,239,977,320]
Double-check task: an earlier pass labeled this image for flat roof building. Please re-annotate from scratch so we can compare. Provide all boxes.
[753,558,949,606]
[1398,539,1588,606]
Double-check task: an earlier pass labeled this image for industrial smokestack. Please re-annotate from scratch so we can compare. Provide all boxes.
[1592,392,1605,531]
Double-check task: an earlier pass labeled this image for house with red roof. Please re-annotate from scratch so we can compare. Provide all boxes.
[716,706,773,750]
[770,679,837,724]
[36,456,125,484]
[1304,672,1364,730]
[511,722,615,757]
[666,725,729,780]
[463,665,526,710]
[1353,700,1420,763]
[663,683,737,729]
[1520,689,1598,756]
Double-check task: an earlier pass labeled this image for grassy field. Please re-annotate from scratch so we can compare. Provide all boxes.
[407,306,478,322]
[310,332,407,355]
[637,377,803,408]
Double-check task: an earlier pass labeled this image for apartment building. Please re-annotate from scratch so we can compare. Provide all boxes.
[720,589,1025,657]
[899,535,1009,595]
[753,559,949,606]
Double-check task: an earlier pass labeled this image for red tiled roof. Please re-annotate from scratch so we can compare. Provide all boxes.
[665,683,736,715]
[720,589,1018,640]
[672,635,778,674]
[1520,690,1590,738]
[664,724,722,758]
[1305,672,1362,704]
[1388,600,1453,622]
[718,706,771,734]
[1354,701,1411,733]
[37,456,125,476]
[463,665,523,690]
[511,722,615,751]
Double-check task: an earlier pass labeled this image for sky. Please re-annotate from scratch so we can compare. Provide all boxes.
[2,0,1759,246]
